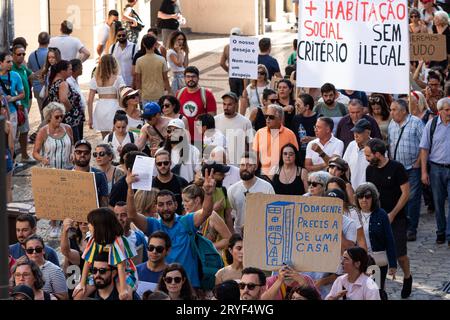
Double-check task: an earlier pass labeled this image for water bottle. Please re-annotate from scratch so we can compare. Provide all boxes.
[298,124,306,147]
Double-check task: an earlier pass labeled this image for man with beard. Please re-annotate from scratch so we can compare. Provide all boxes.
[136,102,170,156]
[152,149,188,211]
[313,83,348,134]
[109,27,137,87]
[177,66,217,143]
[239,267,266,300]
[136,231,171,298]
[125,167,217,289]
[228,152,275,236]
[87,252,140,300]
[365,138,413,299]
[73,140,109,207]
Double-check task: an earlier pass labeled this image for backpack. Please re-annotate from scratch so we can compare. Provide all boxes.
[110,42,137,59]
[180,218,224,290]
[108,131,135,144]
[177,87,207,114]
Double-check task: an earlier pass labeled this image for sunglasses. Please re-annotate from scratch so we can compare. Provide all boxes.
[93,151,106,157]
[25,247,43,254]
[74,150,90,156]
[90,267,114,275]
[164,276,182,284]
[117,34,127,38]
[410,15,419,18]
[156,161,170,167]
[265,114,276,120]
[238,282,262,290]
[258,71,266,75]
[369,96,381,104]
[357,193,372,200]
[268,99,279,103]
[147,244,165,253]
[53,115,64,120]
[162,103,172,108]
[308,181,323,187]
[328,164,342,170]
[15,53,26,56]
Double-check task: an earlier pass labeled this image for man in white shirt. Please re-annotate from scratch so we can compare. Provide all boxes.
[305,117,344,172]
[214,92,253,166]
[97,10,119,56]
[109,27,137,87]
[228,152,275,235]
[343,118,371,189]
[49,20,91,62]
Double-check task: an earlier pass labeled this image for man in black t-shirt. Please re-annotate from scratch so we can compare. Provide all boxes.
[364,138,413,299]
[152,149,188,212]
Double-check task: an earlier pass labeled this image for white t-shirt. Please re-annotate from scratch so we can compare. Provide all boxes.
[98,23,110,47]
[223,165,240,189]
[166,49,185,73]
[305,136,344,166]
[103,131,138,161]
[109,41,136,87]
[49,35,84,61]
[228,177,275,235]
[203,129,226,149]
[361,211,373,253]
[245,83,270,109]
[170,143,201,183]
[345,206,362,229]
[343,140,369,189]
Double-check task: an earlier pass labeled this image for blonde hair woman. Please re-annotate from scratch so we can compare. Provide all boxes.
[240,64,270,116]
[134,188,160,218]
[87,54,126,138]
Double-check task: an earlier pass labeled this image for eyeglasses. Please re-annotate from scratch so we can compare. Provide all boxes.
[164,276,182,284]
[147,244,165,253]
[265,114,276,120]
[156,161,170,167]
[357,193,372,200]
[410,15,419,18]
[185,74,198,79]
[308,181,323,188]
[93,151,106,157]
[53,115,63,120]
[283,152,295,156]
[74,150,90,156]
[90,267,114,275]
[14,272,32,278]
[15,53,26,56]
[268,99,279,103]
[25,247,43,254]
[162,103,172,109]
[238,282,262,290]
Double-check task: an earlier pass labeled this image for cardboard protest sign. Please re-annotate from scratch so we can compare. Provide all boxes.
[31,167,98,222]
[244,193,342,273]
[410,34,447,61]
[297,0,409,94]
[229,36,259,79]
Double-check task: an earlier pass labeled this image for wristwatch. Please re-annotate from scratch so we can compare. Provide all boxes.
[319,151,326,158]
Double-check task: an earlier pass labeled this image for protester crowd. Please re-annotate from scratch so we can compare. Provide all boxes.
[3,0,450,301]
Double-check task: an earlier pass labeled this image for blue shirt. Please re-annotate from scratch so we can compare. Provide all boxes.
[136,263,163,297]
[90,167,109,199]
[145,213,200,287]
[0,71,24,113]
[258,54,280,80]
[419,115,450,164]
[388,115,424,170]
[9,242,60,267]
[27,48,48,92]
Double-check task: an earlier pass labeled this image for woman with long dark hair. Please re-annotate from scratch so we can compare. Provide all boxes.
[215,234,243,285]
[368,94,390,141]
[157,263,196,300]
[166,31,189,92]
[277,79,296,128]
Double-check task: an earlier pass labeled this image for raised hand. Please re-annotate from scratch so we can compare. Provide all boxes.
[203,168,216,195]
[125,169,139,187]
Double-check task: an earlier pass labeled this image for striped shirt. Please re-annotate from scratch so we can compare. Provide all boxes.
[40,261,68,295]
[388,115,424,170]
[42,125,72,169]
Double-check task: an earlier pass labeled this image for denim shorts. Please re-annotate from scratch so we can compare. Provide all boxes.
[6,149,13,173]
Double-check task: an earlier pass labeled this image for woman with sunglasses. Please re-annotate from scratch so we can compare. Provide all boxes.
[11,256,57,300]
[33,102,73,169]
[157,263,196,300]
[277,79,296,128]
[409,8,428,34]
[327,156,355,204]
[304,171,330,197]
[250,88,278,131]
[94,143,125,195]
[215,234,243,285]
[157,95,188,128]
[24,235,69,300]
[241,64,270,117]
[368,94,391,141]
[355,183,397,300]
[103,110,138,161]
[269,143,308,195]
[167,31,189,92]
[120,86,144,135]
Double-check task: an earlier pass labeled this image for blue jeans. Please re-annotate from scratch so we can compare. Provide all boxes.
[429,163,450,240]
[407,168,422,234]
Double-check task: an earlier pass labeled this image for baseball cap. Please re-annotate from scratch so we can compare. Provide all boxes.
[325,188,346,202]
[230,27,242,36]
[201,160,230,176]
[351,118,371,133]
[142,102,161,119]
[328,156,349,172]
[119,87,139,108]
[74,139,92,151]
[221,91,238,103]
[167,118,185,129]
[11,285,35,300]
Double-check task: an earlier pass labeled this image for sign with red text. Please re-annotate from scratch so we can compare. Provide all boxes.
[297,0,409,94]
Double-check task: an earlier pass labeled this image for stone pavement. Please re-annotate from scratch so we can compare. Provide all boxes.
[11,30,450,300]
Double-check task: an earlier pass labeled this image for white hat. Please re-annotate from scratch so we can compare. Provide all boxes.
[168,118,185,129]
[230,27,242,36]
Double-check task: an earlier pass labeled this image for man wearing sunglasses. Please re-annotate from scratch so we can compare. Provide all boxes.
[109,27,136,87]
[239,267,266,300]
[136,231,171,298]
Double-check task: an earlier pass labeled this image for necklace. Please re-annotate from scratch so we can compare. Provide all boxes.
[281,166,296,184]
[361,212,371,224]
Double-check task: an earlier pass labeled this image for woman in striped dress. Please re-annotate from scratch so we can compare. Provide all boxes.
[33,102,73,169]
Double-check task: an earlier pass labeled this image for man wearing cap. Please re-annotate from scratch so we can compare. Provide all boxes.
[220,27,246,97]
[215,92,253,163]
[136,102,170,156]
[11,285,35,300]
[388,99,424,242]
[209,146,241,188]
[73,140,109,207]
[343,118,372,189]
[336,99,382,151]
[49,20,91,62]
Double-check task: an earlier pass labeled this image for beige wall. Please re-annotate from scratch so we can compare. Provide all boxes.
[14,0,49,50]
[182,0,259,35]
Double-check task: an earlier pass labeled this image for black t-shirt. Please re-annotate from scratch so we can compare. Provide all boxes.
[109,176,129,207]
[278,99,296,129]
[91,286,141,300]
[152,174,189,211]
[289,113,318,146]
[158,0,180,30]
[366,160,408,218]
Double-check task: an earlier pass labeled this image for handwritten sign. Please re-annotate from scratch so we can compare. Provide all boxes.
[297,0,409,94]
[410,34,447,61]
[31,167,99,222]
[229,36,259,79]
[244,194,342,273]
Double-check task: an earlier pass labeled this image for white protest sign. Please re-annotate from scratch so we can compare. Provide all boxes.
[297,0,409,94]
[229,36,259,79]
[132,155,155,191]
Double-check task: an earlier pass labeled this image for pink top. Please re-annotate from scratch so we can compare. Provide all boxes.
[326,273,380,300]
